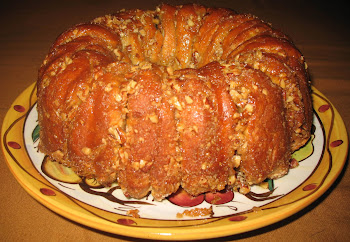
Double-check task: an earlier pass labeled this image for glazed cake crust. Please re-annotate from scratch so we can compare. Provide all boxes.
[37,4,312,200]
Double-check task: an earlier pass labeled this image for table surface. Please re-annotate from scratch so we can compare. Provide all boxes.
[1,0,349,241]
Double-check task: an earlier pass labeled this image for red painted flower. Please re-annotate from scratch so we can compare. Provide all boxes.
[303,183,317,191]
[229,215,247,221]
[168,188,204,207]
[14,105,25,112]
[117,219,136,225]
[40,188,56,196]
[7,141,21,149]
[318,104,330,113]
[330,140,343,148]
[205,190,234,205]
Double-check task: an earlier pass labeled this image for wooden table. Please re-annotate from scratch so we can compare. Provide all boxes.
[1,0,349,241]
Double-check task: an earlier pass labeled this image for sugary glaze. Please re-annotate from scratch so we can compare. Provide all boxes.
[37,4,312,201]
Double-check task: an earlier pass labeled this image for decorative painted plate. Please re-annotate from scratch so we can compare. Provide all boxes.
[1,83,348,240]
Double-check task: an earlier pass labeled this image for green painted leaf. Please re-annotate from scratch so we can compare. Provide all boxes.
[42,156,82,184]
[292,134,315,162]
[32,124,40,143]
[268,179,274,191]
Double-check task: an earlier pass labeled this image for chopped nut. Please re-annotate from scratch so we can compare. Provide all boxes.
[233,113,240,118]
[140,61,152,70]
[82,147,91,155]
[259,182,269,189]
[177,123,185,132]
[232,68,242,75]
[185,95,193,104]
[124,151,129,160]
[280,79,286,89]
[167,66,174,75]
[171,97,183,111]
[244,104,254,113]
[127,209,140,218]
[187,18,195,27]
[279,73,287,78]
[41,77,50,88]
[286,95,294,103]
[173,83,180,91]
[52,150,64,159]
[228,175,236,185]
[115,93,122,102]
[239,185,250,194]
[256,50,263,59]
[152,18,160,25]
[253,61,260,69]
[176,156,183,162]
[132,161,140,170]
[149,113,159,123]
[232,155,241,168]
[113,49,121,58]
[105,83,113,92]
[292,104,300,111]
[65,56,73,65]
[260,65,267,72]
[176,207,213,218]
[108,127,121,142]
[229,89,241,99]
[131,80,138,88]
[72,29,79,36]
[139,29,146,36]
[139,159,147,169]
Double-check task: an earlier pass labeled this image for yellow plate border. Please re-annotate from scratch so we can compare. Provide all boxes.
[1,83,348,240]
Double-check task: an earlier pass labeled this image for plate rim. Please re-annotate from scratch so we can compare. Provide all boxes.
[1,83,348,240]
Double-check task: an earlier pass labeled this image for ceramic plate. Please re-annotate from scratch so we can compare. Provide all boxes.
[1,83,348,240]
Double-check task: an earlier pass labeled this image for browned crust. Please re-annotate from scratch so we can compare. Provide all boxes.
[37,4,312,200]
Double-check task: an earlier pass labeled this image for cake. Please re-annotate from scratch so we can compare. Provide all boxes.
[36,4,312,201]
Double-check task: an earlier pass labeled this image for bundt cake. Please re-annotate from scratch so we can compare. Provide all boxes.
[36,4,312,201]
